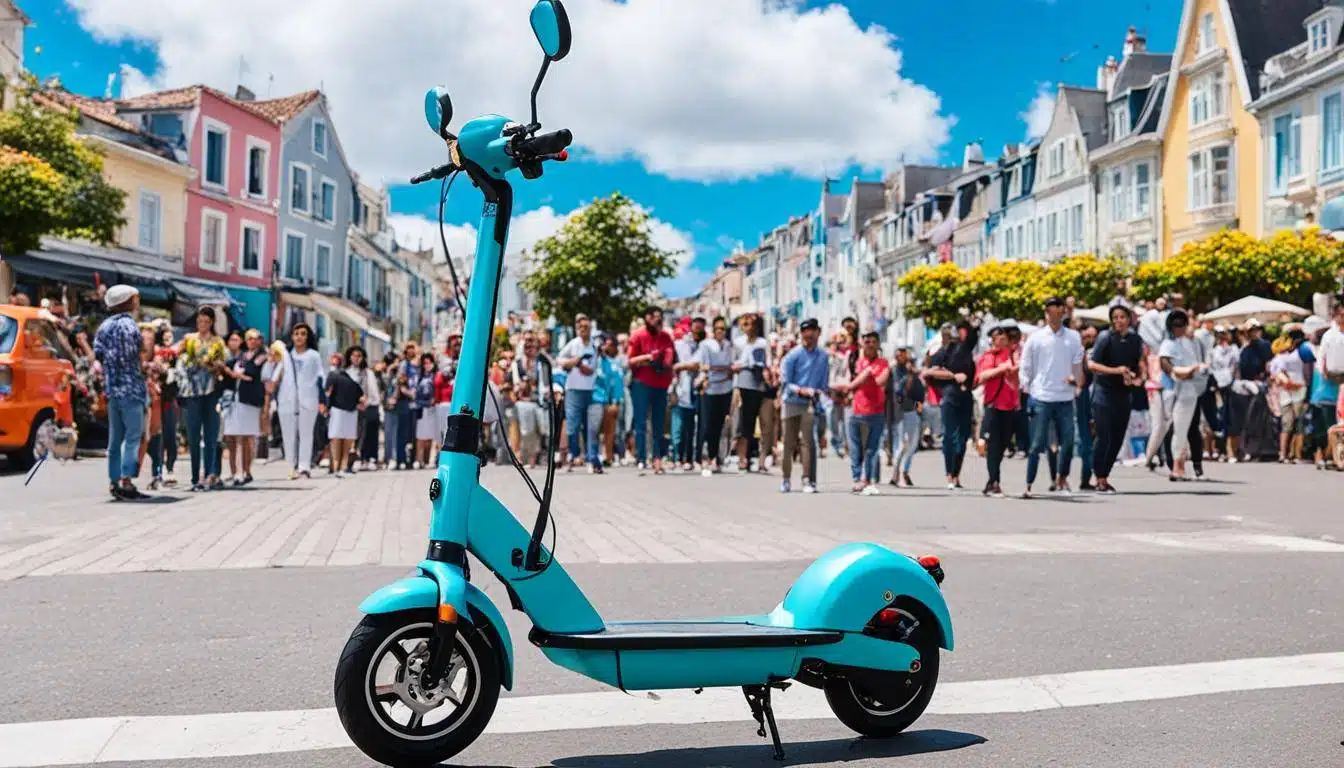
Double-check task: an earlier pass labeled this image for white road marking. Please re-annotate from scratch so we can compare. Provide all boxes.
[0,651,1341,766]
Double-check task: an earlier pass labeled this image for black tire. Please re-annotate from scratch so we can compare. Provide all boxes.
[6,411,53,472]
[824,601,941,738]
[334,609,500,767]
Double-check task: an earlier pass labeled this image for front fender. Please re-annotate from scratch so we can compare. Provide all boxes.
[767,542,953,650]
[358,569,515,690]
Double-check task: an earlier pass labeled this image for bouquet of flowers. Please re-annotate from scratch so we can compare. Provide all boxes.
[182,335,226,367]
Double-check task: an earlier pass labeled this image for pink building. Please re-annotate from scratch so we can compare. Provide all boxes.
[116,86,282,291]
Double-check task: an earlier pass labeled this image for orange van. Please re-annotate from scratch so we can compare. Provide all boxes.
[0,305,77,470]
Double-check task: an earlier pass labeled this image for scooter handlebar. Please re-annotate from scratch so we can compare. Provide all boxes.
[516,128,572,158]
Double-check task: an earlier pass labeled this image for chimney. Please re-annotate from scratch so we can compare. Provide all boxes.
[1124,26,1147,57]
[1096,55,1119,94]
[963,141,985,170]
[234,85,256,102]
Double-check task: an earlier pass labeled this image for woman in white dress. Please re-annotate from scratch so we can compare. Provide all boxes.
[413,353,440,468]
[344,346,381,471]
[221,329,268,485]
[324,349,363,476]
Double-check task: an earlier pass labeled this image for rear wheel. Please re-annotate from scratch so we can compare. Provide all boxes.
[334,609,500,767]
[5,411,53,472]
[824,601,940,737]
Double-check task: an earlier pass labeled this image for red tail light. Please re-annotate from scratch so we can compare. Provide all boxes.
[876,608,901,625]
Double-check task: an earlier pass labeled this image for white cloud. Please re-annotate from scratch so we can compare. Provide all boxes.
[389,203,696,292]
[1020,82,1056,141]
[71,0,953,182]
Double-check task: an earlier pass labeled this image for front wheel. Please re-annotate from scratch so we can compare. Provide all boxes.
[823,603,940,737]
[334,609,500,767]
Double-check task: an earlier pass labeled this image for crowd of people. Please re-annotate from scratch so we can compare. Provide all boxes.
[23,281,1344,501]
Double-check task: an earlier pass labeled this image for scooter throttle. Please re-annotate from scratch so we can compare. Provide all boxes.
[517,128,573,157]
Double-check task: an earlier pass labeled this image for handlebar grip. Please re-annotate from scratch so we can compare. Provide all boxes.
[518,129,572,157]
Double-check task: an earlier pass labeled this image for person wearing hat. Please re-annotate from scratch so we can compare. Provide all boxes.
[93,285,150,500]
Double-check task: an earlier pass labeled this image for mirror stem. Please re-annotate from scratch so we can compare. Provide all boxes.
[529,56,551,130]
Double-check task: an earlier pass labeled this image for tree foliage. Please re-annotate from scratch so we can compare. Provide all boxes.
[1041,253,1130,307]
[897,262,973,327]
[522,193,680,332]
[0,86,127,256]
[967,259,1046,320]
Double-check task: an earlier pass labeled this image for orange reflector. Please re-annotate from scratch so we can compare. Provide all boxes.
[917,555,941,569]
[438,603,458,623]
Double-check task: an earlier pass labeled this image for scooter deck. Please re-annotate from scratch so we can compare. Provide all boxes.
[530,621,843,651]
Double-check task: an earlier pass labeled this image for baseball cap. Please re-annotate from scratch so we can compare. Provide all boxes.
[799,318,820,332]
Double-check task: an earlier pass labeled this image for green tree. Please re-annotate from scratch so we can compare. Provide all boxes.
[0,87,126,257]
[897,262,974,326]
[1041,253,1131,308]
[523,193,681,332]
[967,260,1047,321]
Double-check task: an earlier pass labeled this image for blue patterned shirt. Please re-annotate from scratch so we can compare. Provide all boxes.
[92,313,145,403]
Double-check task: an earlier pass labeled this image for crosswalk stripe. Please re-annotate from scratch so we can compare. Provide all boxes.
[1,651,1341,766]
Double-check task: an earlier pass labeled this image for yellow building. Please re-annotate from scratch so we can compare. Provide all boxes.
[1158,0,1324,255]
[36,89,195,268]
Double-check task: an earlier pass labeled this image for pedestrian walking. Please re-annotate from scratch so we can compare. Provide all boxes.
[778,318,828,493]
[923,319,979,490]
[976,322,1020,498]
[1019,298,1084,497]
[1145,309,1210,481]
[695,316,735,475]
[92,284,148,500]
[627,306,676,475]
[1075,326,1098,490]
[1087,303,1146,493]
[887,346,924,488]
[838,331,890,494]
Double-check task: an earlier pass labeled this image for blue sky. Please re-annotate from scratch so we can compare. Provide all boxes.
[22,0,1182,296]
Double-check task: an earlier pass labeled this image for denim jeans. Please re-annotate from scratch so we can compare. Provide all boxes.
[383,408,401,464]
[1091,395,1132,480]
[631,381,668,463]
[161,401,178,472]
[892,411,920,473]
[983,407,1017,485]
[1075,388,1094,484]
[106,396,146,484]
[182,391,220,485]
[564,388,594,462]
[846,413,885,482]
[148,432,164,479]
[674,404,698,464]
[1026,399,1076,486]
[397,408,415,465]
[940,398,973,477]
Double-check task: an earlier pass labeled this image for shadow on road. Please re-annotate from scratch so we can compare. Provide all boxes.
[532,728,987,767]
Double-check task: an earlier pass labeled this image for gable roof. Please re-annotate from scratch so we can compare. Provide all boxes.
[115,85,285,125]
[1059,86,1109,151]
[249,90,322,123]
[1225,0,1325,101]
[1112,52,1174,96]
[33,89,140,134]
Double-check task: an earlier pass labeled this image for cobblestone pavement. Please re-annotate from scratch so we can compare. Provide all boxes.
[3,447,1341,581]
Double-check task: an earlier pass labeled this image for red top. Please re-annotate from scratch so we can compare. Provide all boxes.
[627,326,677,389]
[977,347,1020,411]
[433,370,454,404]
[850,355,889,416]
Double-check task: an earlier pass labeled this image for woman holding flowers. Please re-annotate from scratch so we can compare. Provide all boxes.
[174,306,228,491]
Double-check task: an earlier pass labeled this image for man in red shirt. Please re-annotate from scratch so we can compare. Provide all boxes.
[835,331,891,494]
[976,323,1021,498]
[626,305,676,474]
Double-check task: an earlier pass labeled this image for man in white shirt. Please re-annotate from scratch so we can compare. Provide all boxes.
[557,314,599,471]
[1321,297,1344,381]
[1019,296,1085,497]
[274,323,326,479]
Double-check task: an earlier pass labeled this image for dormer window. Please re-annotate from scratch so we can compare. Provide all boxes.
[1310,19,1331,54]
[1109,102,1130,141]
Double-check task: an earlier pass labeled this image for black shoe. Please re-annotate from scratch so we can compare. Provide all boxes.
[1079,481,1096,491]
[120,483,149,500]
[110,483,127,500]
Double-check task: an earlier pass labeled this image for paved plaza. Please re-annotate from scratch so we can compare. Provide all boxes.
[1,450,1342,767]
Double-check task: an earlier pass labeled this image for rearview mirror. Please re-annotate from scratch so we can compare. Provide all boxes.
[423,87,453,138]
[530,0,571,61]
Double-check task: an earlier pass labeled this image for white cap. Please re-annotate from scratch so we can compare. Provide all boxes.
[104,284,139,308]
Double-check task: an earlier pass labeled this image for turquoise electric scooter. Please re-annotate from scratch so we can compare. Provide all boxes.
[333,3,954,765]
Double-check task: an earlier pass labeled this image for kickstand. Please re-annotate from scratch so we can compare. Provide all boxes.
[742,684,787,761]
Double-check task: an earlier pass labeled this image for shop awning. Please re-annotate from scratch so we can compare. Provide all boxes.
[364,325,391,343]
[172,278,239,306]
[3,249,172,302]
[311,292,372,331]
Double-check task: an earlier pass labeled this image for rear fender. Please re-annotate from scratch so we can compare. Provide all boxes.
[768,542,953,650]
[358,567,515,690]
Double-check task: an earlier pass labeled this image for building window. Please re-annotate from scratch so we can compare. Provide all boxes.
[201,210,226,270]
[204,123,228,189]
[1110,167,1127,222]
[1049,141,1065,177]
[1189,146,1232,209]
[1310,20,1331,54]
[1134,243,1151,262]
[1109,103,1130,141]
[1272,110,1303,192]
[1198,12,1215,53]
[1134,162,1151,217]
[316,242,332,287]
[285,232,305,281]
[289,163,311,215]
[241,222,263,276]
[138,191,161,253]
[1048,212,1060,248]
[1323,92,1343,171]
[313,119,328,158]
[1071,204,1084,249]
[1190,69,1226,126]
[148,113,183,143]
[320,178,337,223]
[246,142,267,198]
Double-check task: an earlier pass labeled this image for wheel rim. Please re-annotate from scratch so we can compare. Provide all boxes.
[848,608,928,716]
[363,622,482,742]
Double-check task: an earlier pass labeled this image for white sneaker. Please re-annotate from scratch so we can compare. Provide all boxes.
[861,485,880,496]
[803,483,817,494]
[701,468,713,478]
[779,480,791,493]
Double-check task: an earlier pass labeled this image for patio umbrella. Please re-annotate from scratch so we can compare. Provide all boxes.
[1201,296,1311,325]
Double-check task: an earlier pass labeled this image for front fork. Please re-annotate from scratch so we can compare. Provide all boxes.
[418,558,469,689]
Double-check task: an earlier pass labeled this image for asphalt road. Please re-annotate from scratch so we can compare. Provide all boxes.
[2,450,1342,767]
